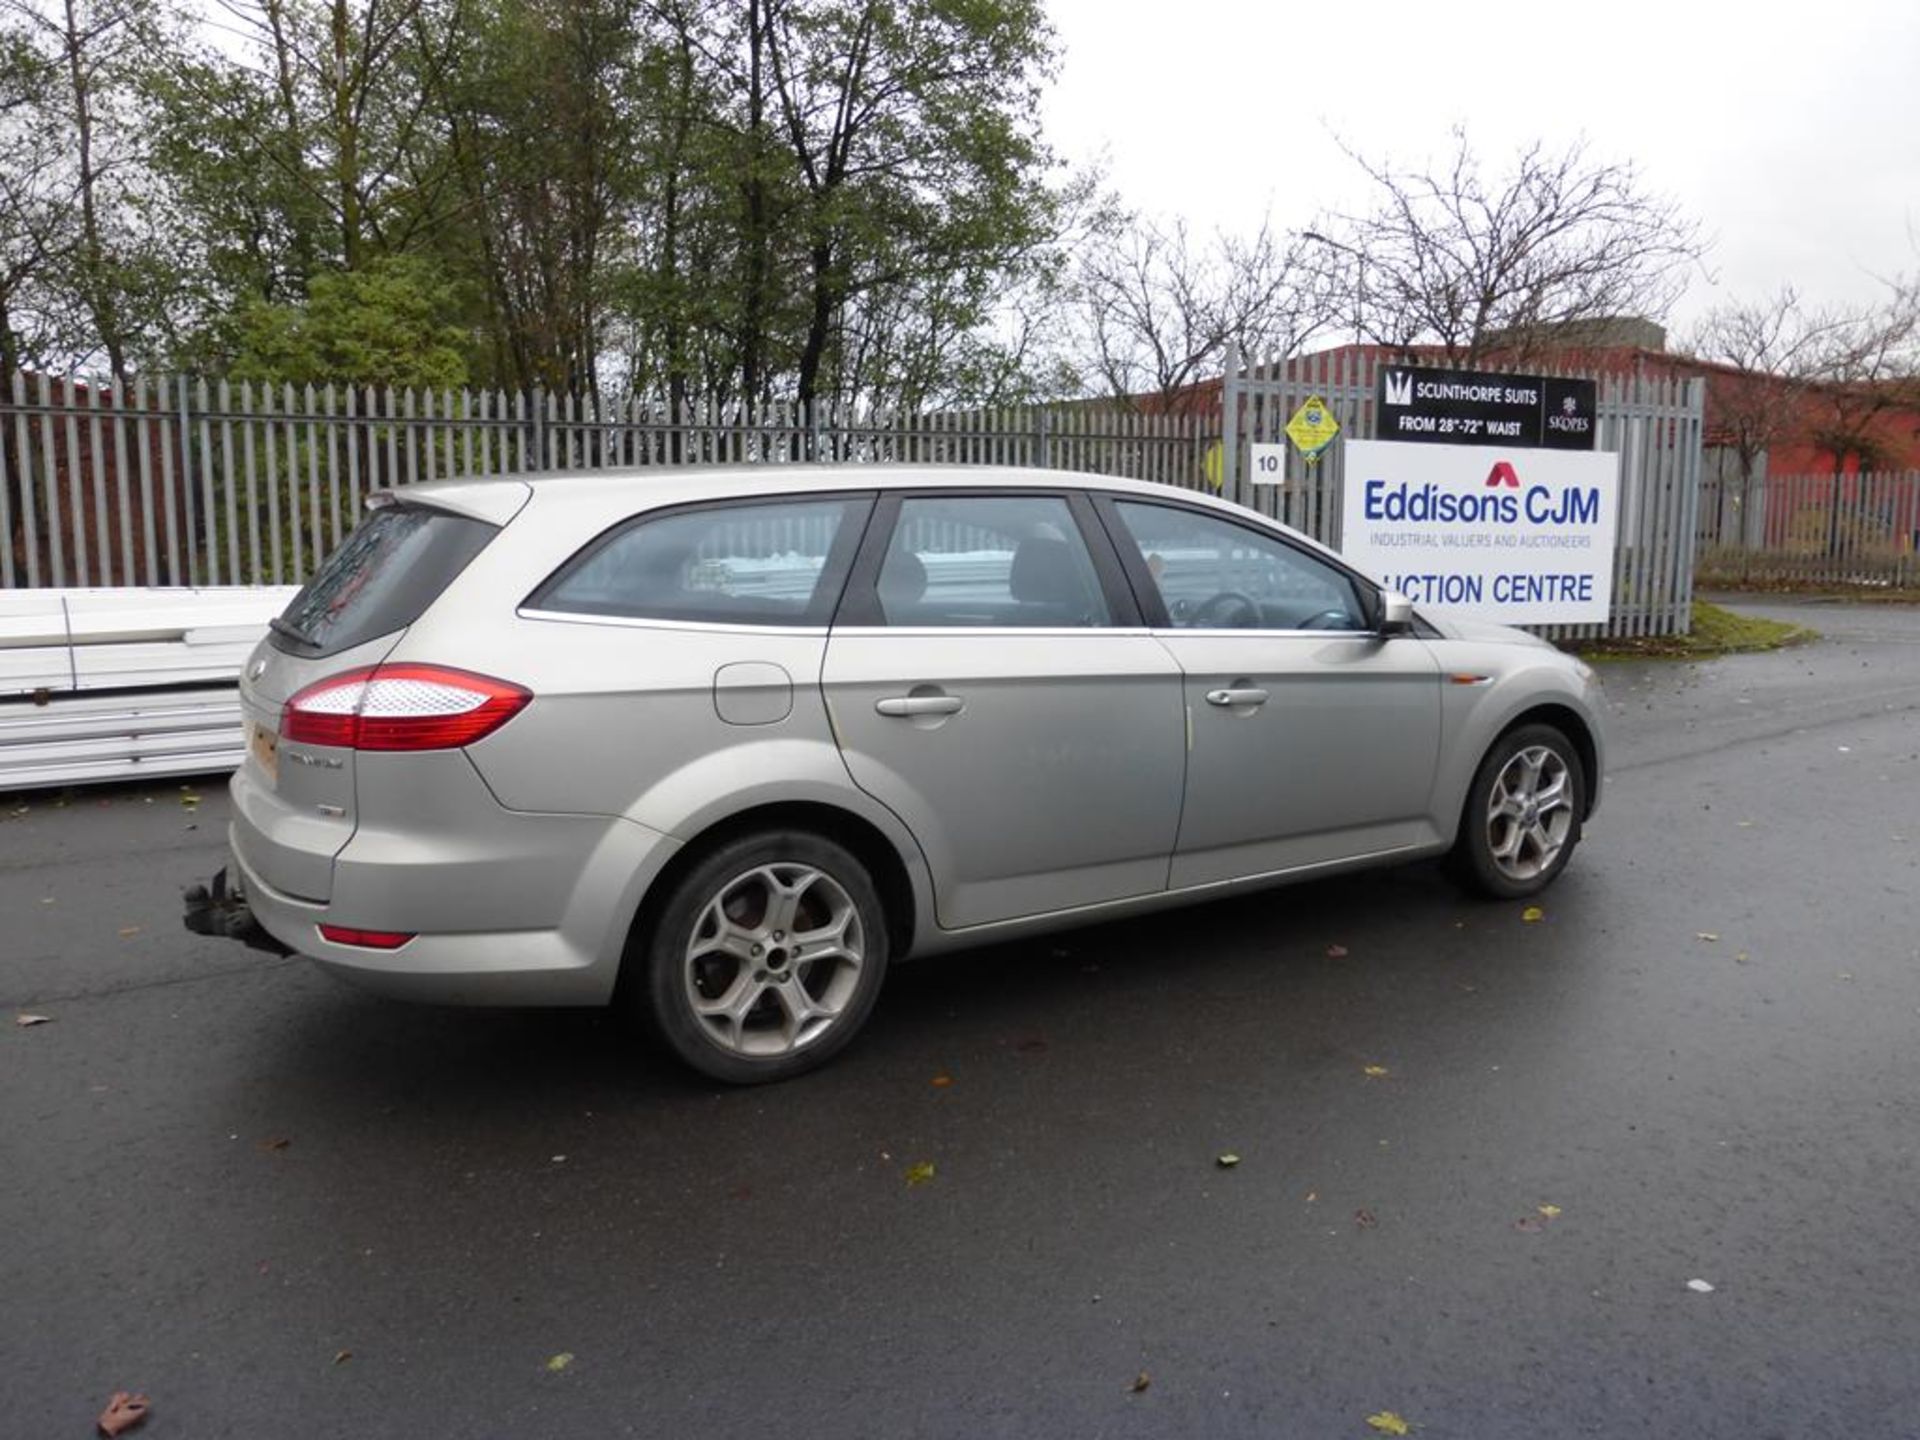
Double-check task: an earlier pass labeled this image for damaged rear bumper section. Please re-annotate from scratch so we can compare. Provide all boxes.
[182,865,295,957]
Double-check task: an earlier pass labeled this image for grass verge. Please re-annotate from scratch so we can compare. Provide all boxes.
[1577,601,1816,660]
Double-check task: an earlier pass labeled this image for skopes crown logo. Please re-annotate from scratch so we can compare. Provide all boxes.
[1383,371,1413,406]
[1547,393,1592,437]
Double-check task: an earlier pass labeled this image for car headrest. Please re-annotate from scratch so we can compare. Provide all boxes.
[877,549,928,614]
[1009,536,1087,607]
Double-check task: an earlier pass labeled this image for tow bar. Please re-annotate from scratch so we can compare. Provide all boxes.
[183,866,294,957]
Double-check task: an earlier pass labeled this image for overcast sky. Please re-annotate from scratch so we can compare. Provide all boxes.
[1039,0,1919,340]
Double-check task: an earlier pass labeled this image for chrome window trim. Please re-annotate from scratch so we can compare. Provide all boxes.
[516,606,831,638]
[820,625,1157,640]
[1145,626,1377,640]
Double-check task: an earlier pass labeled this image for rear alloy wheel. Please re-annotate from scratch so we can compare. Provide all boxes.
[640,831,889,1083]
[1449,724,1585,900]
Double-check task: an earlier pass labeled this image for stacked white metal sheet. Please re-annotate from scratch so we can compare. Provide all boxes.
[0,587,297,791]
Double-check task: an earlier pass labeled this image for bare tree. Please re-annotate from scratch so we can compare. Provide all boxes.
[1797,279,1920,474]
[1693,277,1920,475]
[1309,128,1706,365]
[1684,286,1851,485]
[1073,215,1327,406]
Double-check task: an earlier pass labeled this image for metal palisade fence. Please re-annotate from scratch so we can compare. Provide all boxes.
[1218,345,1706,640]
[1696,469,1920,588]
[0,374,1214,591]
[1,363,1705,639]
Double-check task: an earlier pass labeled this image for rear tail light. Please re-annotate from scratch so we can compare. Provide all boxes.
[282,664,531,751]
[318,924,415,950]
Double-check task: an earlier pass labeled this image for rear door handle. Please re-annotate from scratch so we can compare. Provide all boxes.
[876,695,965,717]
[1204,687,1269,708]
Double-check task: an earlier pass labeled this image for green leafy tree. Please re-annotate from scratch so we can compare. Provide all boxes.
[229,255,469,388]
[762,0,1060,407]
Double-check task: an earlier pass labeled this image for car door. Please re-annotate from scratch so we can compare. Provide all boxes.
[821,489,1186,931]
[1098,496,1444,890]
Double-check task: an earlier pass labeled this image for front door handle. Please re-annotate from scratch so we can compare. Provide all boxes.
[1204,687,1270,708]
[876,695,965,718]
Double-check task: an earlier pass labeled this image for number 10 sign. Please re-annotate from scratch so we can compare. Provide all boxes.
[1250,443,1288,486]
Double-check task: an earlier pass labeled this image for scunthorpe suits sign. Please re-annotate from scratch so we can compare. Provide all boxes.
[1341,439,1619,625]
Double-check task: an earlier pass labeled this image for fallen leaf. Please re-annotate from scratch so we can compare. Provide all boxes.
[1305,1191,1318,1203]
[1129,1372,1151,1394]
[1326,944,1349,958]
[905,1160,936,1187]
[260,1137,291,1152]
[97,1391,150,1437]
[1362,1064,1389,1078]
[930,1073,954,1088]
[546,1352,574,1372]
[1686,1278,1715,1294]
[1513,1216,1547,1233]
[15,1013,52,1027]
[1735,952,1750,964]
[1521,906,1544,923]
[1014,1036,1047,1054]
[1216,1152,1241,1168]
[1538,1204,1562,1219]
[1353,1208,1377,1230]
[1366,1411,1411,1436]
[1696,932,1719,943]
[332,1349,352,1366]
[119,926,142,938]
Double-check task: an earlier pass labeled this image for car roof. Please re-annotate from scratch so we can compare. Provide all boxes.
[392,464,1362,575]
[404,463,1270,529]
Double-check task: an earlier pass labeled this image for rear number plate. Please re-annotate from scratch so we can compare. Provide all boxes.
[249,720,279,784]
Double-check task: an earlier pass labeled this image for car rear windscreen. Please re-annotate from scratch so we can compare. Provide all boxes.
[269,504,498,658]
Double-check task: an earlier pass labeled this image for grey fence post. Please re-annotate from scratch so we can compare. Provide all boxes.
[175,376,198,586]
[1220,341,1241,502]
[1037,407,1052,470]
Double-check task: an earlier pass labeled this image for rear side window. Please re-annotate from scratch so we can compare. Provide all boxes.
[271,504,498,657]
[872,494,1112,628]
[528,496,870,627]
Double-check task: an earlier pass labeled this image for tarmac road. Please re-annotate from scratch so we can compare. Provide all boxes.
[5,599,1920,1439]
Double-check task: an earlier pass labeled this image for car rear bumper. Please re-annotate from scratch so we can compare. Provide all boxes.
[195,807,682,1007]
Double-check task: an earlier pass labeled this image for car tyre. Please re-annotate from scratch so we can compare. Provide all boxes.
[637,830,890,1084]
[1448,724,1585,900]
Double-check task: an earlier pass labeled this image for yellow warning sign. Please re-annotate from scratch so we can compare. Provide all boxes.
[1285,395,1340,463]
[1202,440,1224,492]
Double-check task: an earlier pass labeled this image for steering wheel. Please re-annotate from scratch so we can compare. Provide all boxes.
[1297,607,1357,631]
[1189,590,1262,628]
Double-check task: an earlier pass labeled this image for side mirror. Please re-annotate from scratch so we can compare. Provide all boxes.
[1377,588,1414,636]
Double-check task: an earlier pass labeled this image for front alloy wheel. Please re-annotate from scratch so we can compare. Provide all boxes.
[641,831,889,1083]
[1450,724,1585,899]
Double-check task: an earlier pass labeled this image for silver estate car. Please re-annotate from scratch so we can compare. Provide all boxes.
[186,466,1604,1082]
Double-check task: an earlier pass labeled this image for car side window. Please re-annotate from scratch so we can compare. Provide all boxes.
[529,496,867,626]
[1111,500,1371,631]
[873,495,1113,628]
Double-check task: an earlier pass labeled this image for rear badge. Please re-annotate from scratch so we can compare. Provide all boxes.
[249,657,267,680]
[284,749,345,770]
